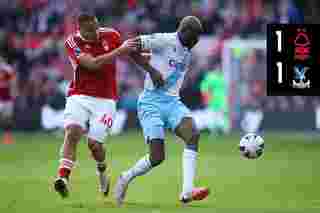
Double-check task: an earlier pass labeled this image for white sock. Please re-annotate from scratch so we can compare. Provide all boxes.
[122,155,152,182]
[96,161,108,192]
[182,149,198,198]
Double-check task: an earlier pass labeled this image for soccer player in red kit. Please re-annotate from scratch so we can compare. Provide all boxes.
[54,13,138,198]
[0,57,17,145]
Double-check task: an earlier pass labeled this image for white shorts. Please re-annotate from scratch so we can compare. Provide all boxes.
[64,95,116,143]
[0,101,13,118]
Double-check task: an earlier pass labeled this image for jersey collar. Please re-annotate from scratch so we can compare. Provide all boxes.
[77,31,100,43]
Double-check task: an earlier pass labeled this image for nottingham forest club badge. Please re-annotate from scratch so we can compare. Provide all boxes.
[267,24,318,96]
[102,40,109,51]
[294,28,311,61]
[292,29,311,89]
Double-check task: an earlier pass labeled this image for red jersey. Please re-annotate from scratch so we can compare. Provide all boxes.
[65,27,121,100]
[0,62,15,101]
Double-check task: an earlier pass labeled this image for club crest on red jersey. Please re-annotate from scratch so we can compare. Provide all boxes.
[102,40,109,51]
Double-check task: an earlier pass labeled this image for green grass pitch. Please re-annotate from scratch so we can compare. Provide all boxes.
[0,131,319,213]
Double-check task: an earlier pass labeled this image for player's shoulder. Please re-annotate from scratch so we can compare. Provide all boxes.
[167,32,178,43]
[98,27,121,38]
[165,32,178,38]
[149,32,176,39]
[156,32,177,45]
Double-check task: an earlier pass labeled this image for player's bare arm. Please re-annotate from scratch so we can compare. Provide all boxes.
[128,37,165,88]
[78,39,138,71]
[129,51,164,88]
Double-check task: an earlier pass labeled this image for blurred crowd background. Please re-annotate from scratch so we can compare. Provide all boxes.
[0,0,317,131]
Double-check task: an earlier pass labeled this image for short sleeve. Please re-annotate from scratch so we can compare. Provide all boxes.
[65,35,81,70]
[99,27,122,49]
[112,30,121,48]
[140,33,171,51]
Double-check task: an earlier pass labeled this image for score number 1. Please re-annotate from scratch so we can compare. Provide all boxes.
[275,30,283,84]
[276,30,282,53]
[276,62,282,84]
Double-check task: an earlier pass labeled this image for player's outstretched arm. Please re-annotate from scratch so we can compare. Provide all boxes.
[133,33,169,51]
[78,39,138,71]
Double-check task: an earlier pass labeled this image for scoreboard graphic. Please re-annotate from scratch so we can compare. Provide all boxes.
[267,24,319,96]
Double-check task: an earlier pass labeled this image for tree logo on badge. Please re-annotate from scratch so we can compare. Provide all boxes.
[102,40,109,51]
[294,29,311,61]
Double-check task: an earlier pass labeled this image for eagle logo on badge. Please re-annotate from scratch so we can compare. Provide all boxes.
[292,65,310,89]
[102,40,109,51]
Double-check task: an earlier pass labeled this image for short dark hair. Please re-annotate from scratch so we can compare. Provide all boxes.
[179,16,203,34]
[78,13,96,24]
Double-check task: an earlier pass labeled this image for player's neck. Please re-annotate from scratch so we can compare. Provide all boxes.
[79,31,98,42]
[177,32,191,50]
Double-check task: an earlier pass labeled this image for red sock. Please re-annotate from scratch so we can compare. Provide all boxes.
[58,158,74,179]
[3,131,13,144]
[58,167,71,179]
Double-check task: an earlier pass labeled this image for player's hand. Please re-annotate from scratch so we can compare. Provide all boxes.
[119,39,139,55]
[149,70,165,88]
[140,52,152,64]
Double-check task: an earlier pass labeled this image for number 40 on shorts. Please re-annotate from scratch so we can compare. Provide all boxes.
[99,114,113,128]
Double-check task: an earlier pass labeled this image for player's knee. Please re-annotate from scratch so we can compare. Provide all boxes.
[180,118,199,142]
[185,132,199,151]
[185,124,200,152]
[65,126,83,143]
[190,130,200,144]
[179,118,193,133]
[88,140,103,153]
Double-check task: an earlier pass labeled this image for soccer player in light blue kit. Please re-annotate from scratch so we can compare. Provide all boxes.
[114,16,209,205]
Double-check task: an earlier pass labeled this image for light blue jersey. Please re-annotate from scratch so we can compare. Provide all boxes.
[140,32,192,96]
[138,32,193,142]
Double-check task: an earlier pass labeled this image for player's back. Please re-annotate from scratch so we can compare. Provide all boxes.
[65,27,121,100]
[141,32,192,97]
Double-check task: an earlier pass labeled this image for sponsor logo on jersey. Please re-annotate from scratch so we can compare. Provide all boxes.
[84,44,91,50]
[74,47,81,57]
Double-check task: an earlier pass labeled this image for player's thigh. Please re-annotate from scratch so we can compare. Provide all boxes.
[167,100,196,141]
[167,100,192,132]
[87,99,116,143]
[64,96,90,131]
[138,101,165,142]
